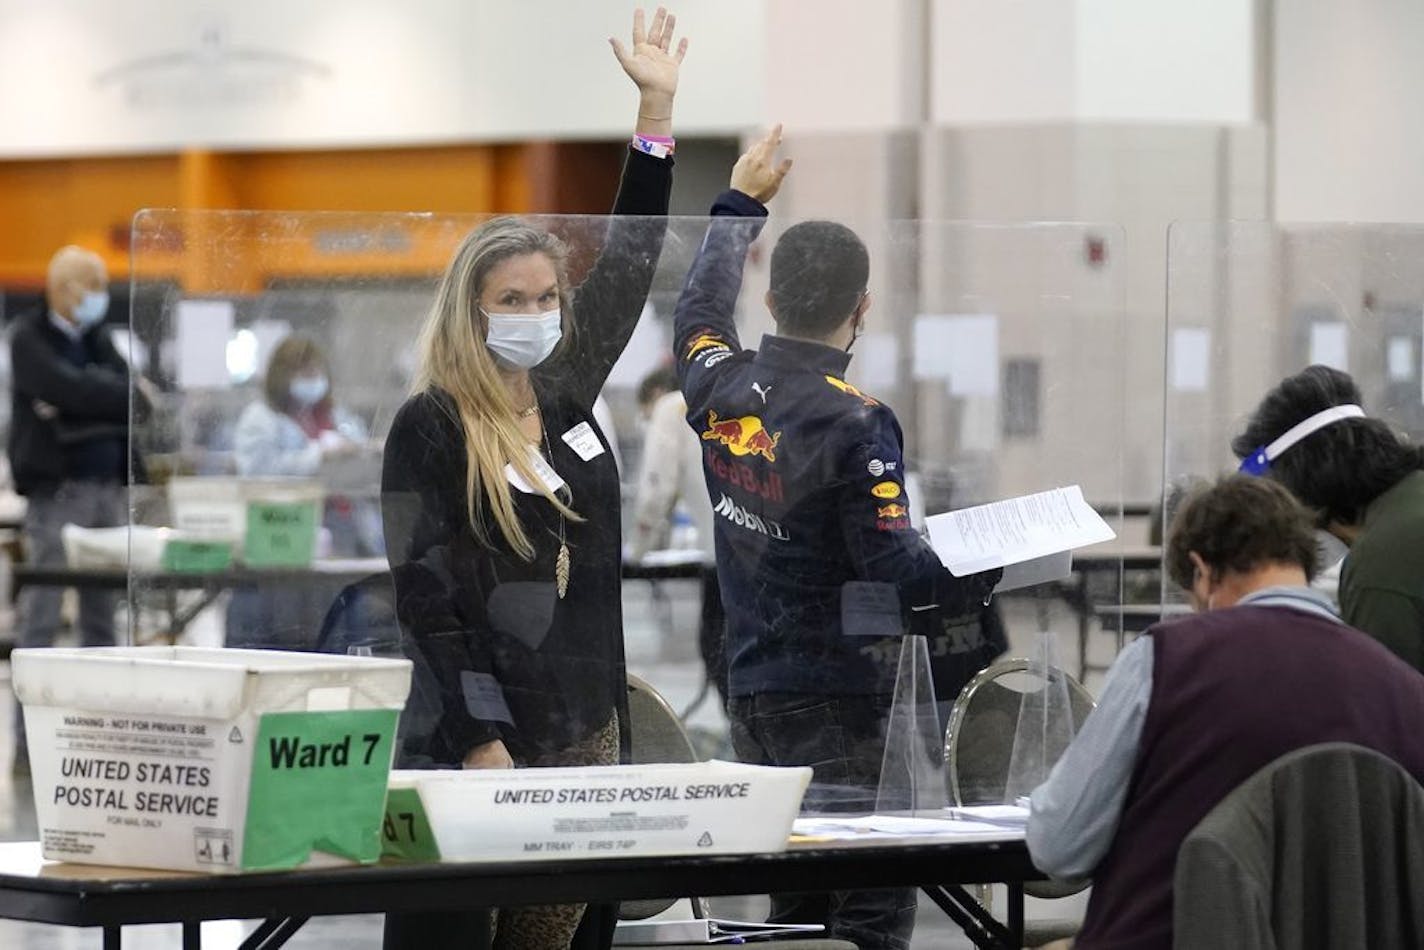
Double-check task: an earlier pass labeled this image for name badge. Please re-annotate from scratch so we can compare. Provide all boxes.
[505,446,568,495]
[561,422,607,462]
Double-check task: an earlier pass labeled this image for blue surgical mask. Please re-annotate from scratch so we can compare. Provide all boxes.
[289,375,329,407]
[73,290,109,328]
[483,308,563,369]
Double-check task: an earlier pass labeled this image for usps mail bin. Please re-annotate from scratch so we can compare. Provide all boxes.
[13,646,411,873]
[382,761,812,863]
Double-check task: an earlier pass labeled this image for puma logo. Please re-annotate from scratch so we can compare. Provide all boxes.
[752,382,772,404]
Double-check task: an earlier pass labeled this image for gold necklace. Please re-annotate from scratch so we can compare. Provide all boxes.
[518,404,539,419]
[534,405,570,598]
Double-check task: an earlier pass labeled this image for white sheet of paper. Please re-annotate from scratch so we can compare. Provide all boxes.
[175,299,235,389]
[925,485,1116,580]
[947,805,1030,824]
[561,422,606,461]
[1388,336,1414,382]
[1170,327,1210,392]
[1310,321,1349,370]
[995,549,1074,592]
[912,314,999,395]
[792,815,1022,840]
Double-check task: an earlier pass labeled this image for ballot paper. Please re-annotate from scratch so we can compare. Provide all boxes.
[947,804,1030,827]
[614,918,825,945]
[926,485,1116,592]
[791,815,1024,840]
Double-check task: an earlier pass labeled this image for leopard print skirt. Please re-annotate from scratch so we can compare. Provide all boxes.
[491,715,621,950]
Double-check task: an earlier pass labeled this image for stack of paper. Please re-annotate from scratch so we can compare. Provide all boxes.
[946,804,1030,828]
[926,485,1116,591]
[791,814,1024,840]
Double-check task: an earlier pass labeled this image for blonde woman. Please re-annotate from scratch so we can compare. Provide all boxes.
[381,8,684,950]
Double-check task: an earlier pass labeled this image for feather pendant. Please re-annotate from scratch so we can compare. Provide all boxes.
[556,541,571,599]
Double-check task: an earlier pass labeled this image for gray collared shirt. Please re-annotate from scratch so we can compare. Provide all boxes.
[1025,586,1341,880]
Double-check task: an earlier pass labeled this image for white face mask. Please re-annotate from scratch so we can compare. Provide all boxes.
[289,375,329,407]
[483,308,563,369]
[73,290,109,328]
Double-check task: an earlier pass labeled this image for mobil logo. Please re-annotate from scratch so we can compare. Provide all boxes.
[713,494,790,541]
[700,410,782,463]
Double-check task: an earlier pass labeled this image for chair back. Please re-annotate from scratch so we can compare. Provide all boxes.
[944,657,1095,902]
[626,671,699,767]
[943,657,1095,806]
[314,571,402,655]
[621,673,699,921]
[1174,742,1424,950]
[314,572,442,765]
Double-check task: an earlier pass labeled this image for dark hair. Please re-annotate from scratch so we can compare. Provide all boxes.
[263,335,329,413]
[768,221,868,339]
[1231,365,1424,526]
[1165,475,1320,590]
[636,366,678,408]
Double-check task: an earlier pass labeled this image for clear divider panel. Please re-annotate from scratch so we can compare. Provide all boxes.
[898,221,1130,809]
[129,209,1129,852]
[1164,222,1424,608]
[681,217,1130,818]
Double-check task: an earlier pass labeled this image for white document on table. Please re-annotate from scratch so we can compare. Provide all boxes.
[925,485,1116,592]
[792,815,1023,840]
[947,805,1030,827]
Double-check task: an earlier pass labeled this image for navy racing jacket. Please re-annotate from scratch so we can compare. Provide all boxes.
[674,190,1001,699]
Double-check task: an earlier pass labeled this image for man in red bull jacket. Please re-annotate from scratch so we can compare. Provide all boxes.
[674,128,1002,950]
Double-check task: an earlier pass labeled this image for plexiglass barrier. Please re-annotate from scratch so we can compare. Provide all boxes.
[1164,222,1424,601]
[123,208,1131,828]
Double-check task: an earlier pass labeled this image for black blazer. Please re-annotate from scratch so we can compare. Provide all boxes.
[7,305,148,495]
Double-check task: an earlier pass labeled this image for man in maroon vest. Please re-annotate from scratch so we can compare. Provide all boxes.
[1027,474,1424,949]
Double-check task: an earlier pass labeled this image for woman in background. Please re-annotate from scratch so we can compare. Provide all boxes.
[228,335,381,648]
[233,335,364,482]
[381,8,685,949]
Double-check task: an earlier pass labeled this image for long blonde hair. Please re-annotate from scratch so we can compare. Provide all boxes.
[412,217,582,560]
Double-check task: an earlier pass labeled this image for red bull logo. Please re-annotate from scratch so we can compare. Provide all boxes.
[701,410,782,463]
[875,501,911,532]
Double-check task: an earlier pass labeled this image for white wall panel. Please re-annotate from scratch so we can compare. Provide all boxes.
[0,0,765,156]
[1275,0,1424,221]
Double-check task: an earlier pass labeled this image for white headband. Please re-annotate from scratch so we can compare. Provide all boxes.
[1264,404,1366,463]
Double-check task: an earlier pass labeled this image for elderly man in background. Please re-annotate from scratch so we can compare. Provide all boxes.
[8,245,150,775]
[1027,475,1424,949]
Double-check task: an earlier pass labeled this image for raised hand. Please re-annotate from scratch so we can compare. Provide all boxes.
[730,124,794,204]
[610,7,688,136]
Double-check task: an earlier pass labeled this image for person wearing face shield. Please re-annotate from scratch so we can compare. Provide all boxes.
[1026,475,1424,949]
[380,8,684,950]
[7,245,153,776]
[226,335,381,649]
